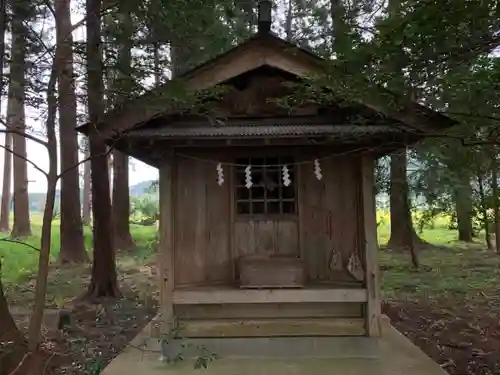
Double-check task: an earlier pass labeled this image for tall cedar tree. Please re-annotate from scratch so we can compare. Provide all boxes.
[0,1,24,373]
[454,178,474,242]
[83,0,120,299]
[112,2,134,251]
[388,151,419,266]
[113,150,134,250]
[383,0,423,256]
[0,126,12,232]
[10,1,31,238]
[82,146,91,225]
[56,0,88,263]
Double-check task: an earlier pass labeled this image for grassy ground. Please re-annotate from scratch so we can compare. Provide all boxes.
[2,212,500,374]
[1,211,497,303]
[377,211,500,301]
[0,213,157,308]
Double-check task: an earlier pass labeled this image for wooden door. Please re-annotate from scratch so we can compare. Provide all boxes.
[233,155,299,257]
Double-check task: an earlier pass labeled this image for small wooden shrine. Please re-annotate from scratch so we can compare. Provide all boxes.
[78,1,455,339]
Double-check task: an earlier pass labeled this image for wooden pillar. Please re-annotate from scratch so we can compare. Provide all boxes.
[361,156,381,337]
[158,155,175,333]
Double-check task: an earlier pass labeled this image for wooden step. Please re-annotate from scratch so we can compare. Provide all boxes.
[177,317,366,338]
[173,288,368,305]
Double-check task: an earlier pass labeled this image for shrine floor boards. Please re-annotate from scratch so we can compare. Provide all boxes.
[101,316,448,375]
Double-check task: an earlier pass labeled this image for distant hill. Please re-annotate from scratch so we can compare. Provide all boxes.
[3,180,157,212]
[129,180,156,196]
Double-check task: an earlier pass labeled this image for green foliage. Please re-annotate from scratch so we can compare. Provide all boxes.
[158,320,218,369]
[130,196,159,226]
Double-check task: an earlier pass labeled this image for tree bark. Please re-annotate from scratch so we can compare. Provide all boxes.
[108,150,113,200]
[0,0,8,233]
[85,132,120,299]
[153,41,161,86]
[55,0,88,264]
[0,12,61,375]
[82,0,120,300]
[330,0,350,57]
[0,132,12,232]
[82,147,92,226]
[0,2,26,373]
[113,150,134,251]
[27,59,59,354]
[1,276,61,375]
[387,150,424,255]
[0,275,26,374]
[10,7,31,238]
[454,179,474,242]
[490,153,500,253]
[477,170,492,249]
[285,0,293,41]
[111,3,134,251]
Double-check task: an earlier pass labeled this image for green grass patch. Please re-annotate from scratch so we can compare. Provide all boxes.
[1,210,498,307]
[0,214,157,284]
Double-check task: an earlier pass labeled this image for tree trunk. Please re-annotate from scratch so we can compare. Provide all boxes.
[111,3,134,251]
[82,148,92,226]
[0,0,8,233]
[82,0,120,300]
[330,0,350,58]
[477,171,492,249]
[285,0,293,41]
[0,132,12,232]
[490,153,500,253]
[113,150,134,251]
[454,179,474,242]
[10,11,31,238]
[1,278,60,375]
[55,0,88,264]
[0,275,26,374]
[153,41,161,86]
[385,0,423,255]
[27,59,59,353]
[387,150,424,254]
[108,150,113,200]
[0,2,26,373]
[85,132,120,299]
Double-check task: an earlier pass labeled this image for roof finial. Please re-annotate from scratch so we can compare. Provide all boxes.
[258,0,272,34]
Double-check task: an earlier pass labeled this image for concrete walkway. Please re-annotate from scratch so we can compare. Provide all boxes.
[102,317,448,375]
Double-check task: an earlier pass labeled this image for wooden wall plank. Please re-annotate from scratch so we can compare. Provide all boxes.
[276,221,299,255]
[174,157,199,286]
[204,158,232,283]
[174,154,232,287]
[298,155,363,284]
[361,156,381,337]
[158,156,174,331]
[234,219,299,257]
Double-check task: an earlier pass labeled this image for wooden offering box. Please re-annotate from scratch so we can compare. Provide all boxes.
[238,254,306,289]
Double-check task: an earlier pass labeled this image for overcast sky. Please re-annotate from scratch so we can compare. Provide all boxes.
[0,4,160,193]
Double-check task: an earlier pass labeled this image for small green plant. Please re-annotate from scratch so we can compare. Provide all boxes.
[158,319,218,369]
[86,358,103,375]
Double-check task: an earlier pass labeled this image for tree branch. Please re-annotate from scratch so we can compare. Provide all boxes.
[56,136,117,179]
[0,143,48,177]
[0,126,48,147]
[32,3,119,65]
[0,238,40,252]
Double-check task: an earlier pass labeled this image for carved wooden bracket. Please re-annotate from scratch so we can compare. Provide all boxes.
[347,252,364,281]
